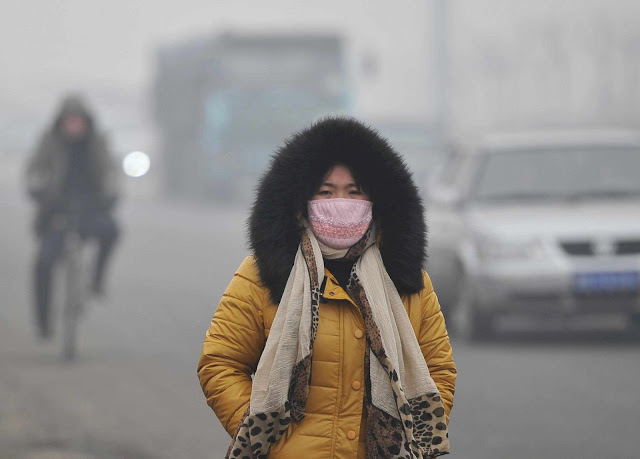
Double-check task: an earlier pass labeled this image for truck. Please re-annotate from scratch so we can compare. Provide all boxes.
[153,30,349,201]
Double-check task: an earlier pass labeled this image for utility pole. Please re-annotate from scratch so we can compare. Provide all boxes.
[432,0,449,139]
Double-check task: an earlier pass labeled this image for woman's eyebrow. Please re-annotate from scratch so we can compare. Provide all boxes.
[320,182,359,188]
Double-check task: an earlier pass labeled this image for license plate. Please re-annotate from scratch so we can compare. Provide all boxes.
[574,271,640,294]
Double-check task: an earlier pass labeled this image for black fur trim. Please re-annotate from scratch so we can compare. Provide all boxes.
[248,117,426,304]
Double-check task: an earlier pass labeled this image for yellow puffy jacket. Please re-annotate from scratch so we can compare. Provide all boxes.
[198,256,456,458]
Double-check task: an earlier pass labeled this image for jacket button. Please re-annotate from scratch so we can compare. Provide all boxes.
[329,291,335,296]
[352,381,361,391]
[347,430,357,440]
[354,329,363,339]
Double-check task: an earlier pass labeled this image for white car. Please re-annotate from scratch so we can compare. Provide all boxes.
[426,130,640,340]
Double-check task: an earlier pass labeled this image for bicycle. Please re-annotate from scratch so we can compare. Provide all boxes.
[52,202,93,361]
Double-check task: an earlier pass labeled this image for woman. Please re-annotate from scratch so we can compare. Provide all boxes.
[198,118,456,458]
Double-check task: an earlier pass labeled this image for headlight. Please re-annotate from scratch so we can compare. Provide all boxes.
[475,234,546,260]
[122,151,151,178]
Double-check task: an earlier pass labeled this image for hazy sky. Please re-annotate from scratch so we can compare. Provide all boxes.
[3,0,639,143]
[0,0,433,123]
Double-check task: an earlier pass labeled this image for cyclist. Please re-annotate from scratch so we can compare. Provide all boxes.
[25,94,120,339]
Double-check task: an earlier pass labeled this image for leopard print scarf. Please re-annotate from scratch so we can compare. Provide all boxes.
[226,225,450,458]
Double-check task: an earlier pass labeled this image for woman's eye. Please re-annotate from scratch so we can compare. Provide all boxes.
[350,190,362,195]
[318,190,331,195]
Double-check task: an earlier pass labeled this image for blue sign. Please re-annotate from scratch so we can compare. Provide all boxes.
[574,271,639,294]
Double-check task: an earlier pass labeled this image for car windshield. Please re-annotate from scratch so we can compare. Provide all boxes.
[472,147,640,202]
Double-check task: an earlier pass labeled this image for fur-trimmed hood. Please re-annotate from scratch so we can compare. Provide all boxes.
[248,117,427,304]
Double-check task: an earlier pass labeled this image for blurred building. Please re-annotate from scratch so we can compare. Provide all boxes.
[447,1,640,131]
[153,30,349,201]
[370,120,450,193]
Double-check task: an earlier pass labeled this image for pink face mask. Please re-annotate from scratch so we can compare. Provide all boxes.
[308,198,373,249]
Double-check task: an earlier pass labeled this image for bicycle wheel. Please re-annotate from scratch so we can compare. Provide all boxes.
[62,235,83,360]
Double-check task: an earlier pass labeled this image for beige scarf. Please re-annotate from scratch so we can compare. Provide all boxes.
[226,225,450,458]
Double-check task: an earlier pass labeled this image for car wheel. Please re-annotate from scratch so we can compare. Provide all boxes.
[453,269,494,342]
[469,310,494,342]
[629,313,640,341]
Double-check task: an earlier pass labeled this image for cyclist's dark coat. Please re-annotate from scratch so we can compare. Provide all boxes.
[25,96,119,233]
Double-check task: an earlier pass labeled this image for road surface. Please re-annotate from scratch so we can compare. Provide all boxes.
[1,190,639,458]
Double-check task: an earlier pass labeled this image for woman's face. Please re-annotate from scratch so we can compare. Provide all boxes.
[312,164,370,201]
